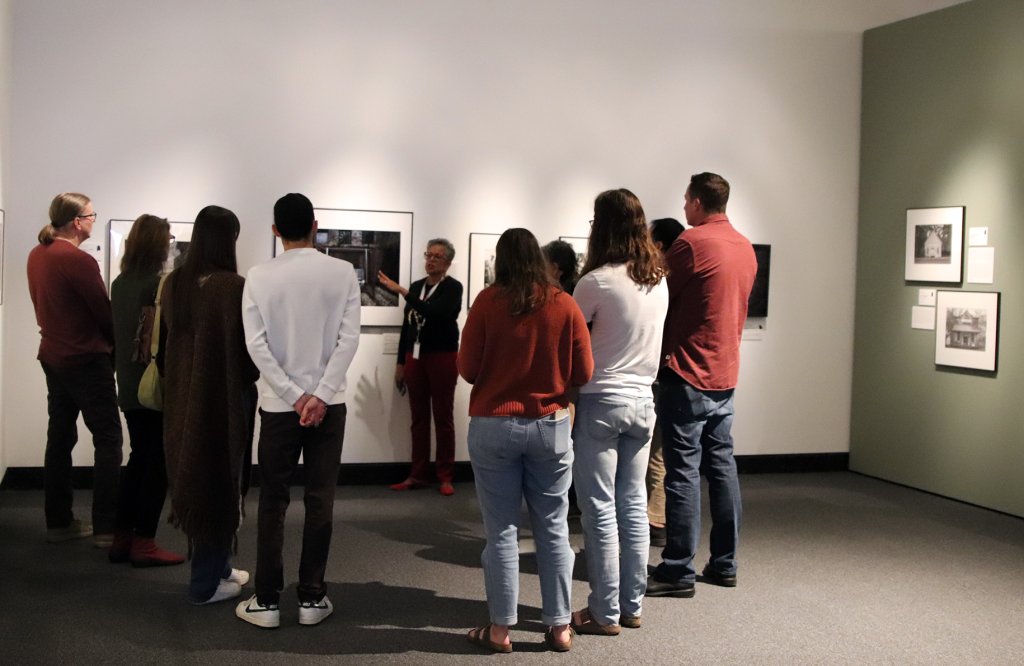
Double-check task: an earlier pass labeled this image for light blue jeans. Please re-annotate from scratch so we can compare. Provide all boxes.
[468,413,574,627]
[573,392,654,625]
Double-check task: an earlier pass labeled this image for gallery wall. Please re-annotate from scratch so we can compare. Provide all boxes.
[1,0,964,471]
[0,0,11,480]
[851,0,1024,516]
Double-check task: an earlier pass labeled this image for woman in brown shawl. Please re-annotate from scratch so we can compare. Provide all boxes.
[159,205,258,605]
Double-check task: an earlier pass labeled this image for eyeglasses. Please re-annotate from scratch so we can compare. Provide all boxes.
[423,252,448,261]
[76,213,98,221]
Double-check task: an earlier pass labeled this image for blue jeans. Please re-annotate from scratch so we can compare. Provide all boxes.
[188,542,232,603]
[468,414,574,626]
[654,381,741,584]
[573,392,654,625]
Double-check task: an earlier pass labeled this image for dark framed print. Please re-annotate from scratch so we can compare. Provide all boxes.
[467,232,501,308]
[905,206,964,283]
[934,290,999,372]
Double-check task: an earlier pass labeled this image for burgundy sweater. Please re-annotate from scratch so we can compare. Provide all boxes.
[27,239,114,367]
[458,285,593,418]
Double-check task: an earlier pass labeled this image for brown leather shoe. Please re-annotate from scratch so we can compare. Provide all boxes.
[544,625,574,652]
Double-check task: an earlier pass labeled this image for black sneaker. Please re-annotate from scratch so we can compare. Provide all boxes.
[649,525,666,548]
[645,575,695,598]
[700,565,737,587]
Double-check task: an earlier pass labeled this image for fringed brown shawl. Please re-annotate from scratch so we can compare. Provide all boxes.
[160,272,258,551]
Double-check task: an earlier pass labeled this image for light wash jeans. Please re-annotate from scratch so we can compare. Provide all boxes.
[573,392,654,625]
[468,413,574,627]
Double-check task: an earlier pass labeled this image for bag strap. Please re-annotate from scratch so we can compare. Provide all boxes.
[150,274,168,358]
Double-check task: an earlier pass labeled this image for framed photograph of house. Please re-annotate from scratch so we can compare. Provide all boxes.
[273,208,412,326]
[934,290,999,372]
[905,206,964,283]
[558,236,589,276]
[108,219,194,288]
[467,233,501,308]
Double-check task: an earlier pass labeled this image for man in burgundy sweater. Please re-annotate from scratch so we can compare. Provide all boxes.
[646,173,756,599]
[27,193,123,546]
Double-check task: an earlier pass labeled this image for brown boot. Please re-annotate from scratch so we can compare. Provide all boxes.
[108,531,133,564]
[130,537,185,568]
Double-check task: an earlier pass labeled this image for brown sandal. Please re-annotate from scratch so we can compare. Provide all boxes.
[544,625,574,652]
[571,608,621,636]
[467,624,512,653]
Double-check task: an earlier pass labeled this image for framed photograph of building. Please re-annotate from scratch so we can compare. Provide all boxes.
[467,232,501,308]
[558,236,589,276]
[905,206,964,283]
[108,218,194,288]
[273,208,412,326]
[934,290,999,372]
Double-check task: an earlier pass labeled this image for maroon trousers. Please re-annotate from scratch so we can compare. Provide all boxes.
[404,351,458,483]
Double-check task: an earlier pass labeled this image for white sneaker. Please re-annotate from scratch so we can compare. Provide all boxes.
[236,595,280,629]
[298,596,333,626]
[192,580,241,605]
[223,568,250,586]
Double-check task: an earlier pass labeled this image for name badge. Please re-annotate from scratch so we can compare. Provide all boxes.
[412,342,421,359]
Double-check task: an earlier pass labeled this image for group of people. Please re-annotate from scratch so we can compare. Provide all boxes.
[26,171,756,651]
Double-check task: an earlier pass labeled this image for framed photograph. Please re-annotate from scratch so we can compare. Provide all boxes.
[558,236,589,276]
[274,208,412,326]
[467,233,501,308]
[108,219,194,288]
[905,206,964,283]
[934,290,999,372]
[748,244,771,318]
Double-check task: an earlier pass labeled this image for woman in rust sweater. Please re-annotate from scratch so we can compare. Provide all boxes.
[458,228,593,653]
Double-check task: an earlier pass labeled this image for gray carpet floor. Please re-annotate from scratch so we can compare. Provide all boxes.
[1,471,1022,664]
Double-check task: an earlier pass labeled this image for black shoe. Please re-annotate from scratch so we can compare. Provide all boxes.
[649,525,666,548]
[700,564,737,587]
[645,575,695,598]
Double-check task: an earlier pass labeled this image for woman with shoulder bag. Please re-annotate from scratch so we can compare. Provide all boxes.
[109,214,184,567]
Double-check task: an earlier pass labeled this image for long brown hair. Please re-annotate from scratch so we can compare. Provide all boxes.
[39,192,90,245]
[581,188,666,287]
[494,228,554,315]
[167,205,240,332]
[121,214,171,276]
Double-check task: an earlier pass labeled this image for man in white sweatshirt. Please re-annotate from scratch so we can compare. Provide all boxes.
[236,193,361,629]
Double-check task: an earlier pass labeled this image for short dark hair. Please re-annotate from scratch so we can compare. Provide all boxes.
[649,218,683,250]
[688,172,729,213]
[542,240,578,293]
[274,193,315,241]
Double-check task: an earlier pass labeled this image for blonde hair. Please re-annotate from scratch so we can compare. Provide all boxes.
[39,192,90,245]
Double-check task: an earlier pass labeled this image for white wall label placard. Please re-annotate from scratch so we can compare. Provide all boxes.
[381,333,400,355]
[968,227,989,246]
[918,288,936,306]
[911,306,935,330]
[967,246,995,284]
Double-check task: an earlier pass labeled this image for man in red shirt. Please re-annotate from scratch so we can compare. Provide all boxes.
[646,173,756,598]
[27,193,123,546]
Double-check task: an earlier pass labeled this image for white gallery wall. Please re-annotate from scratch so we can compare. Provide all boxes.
[0,0,12,479]
[0,0,966,470]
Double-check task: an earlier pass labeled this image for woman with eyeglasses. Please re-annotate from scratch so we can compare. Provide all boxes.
[377,239,463,496]
[569,189,668,636]
[27,193,123,547]
[108,214,184,567]
[159,205,259,605]
[459,228,593,653]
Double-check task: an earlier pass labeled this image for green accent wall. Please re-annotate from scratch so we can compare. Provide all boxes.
[852,0,1024,517]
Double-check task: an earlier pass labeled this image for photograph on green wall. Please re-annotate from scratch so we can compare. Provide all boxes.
[905,206,964,283]
[934,290,999,372]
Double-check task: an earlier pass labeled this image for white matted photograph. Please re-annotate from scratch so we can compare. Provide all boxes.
[905,206,964,283]
[934,290,999,372]
[467,232,501,308]
[108,218,193,288]
[274,208,412,326]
